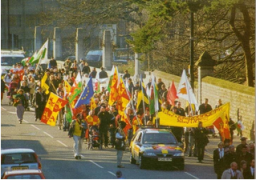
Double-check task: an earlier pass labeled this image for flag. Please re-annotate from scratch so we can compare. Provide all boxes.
[116,77,130,113]
[30,39,48,65]
[94,79,101,93]
[65,103,73,123]
[64,80,71,94]
[90,97,97,110]
[74,77,94,108]
[41,73,49,94]
[121,113,132,136]
[177,69,198,110]
[213,104,230,142]
[68,72,83,107]
[108,67,119,105]
[167,80,178,106]
[41,92,68,126]
[21,57,30,66]
[136,75,149,110]
[107,66,115,92]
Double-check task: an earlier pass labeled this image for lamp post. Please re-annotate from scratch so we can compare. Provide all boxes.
[190,10,194,91]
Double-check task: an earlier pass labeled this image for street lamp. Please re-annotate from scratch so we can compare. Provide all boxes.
[186,0,202,91]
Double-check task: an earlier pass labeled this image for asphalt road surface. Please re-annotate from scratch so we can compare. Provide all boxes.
[1,96,217,179]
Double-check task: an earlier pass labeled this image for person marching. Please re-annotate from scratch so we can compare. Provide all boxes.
[194,121,209,163]
[115,123,126,168]
[14,89,26,124]
[68,113,87,159]
[34,87,45,121]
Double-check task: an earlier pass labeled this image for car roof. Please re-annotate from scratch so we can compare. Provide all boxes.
[138,128,172,134]
[4,169,42,175]
[1,148,35,154]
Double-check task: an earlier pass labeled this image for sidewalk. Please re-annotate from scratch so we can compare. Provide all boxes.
[204,135,241,158]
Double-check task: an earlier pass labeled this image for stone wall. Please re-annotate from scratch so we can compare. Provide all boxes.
[151,70,255,141]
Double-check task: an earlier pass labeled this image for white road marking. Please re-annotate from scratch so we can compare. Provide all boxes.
[7,111,16,114]
[57,140,68,147]
[31,125,40,130]
[1,107,7,110]
[23,120,28,123]
[43,131,54,138]
[89,160,103,168]
[108,171,116,176]
[185,172,199,179]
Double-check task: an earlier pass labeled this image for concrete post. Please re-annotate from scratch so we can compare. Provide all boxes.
[34,26,42,51]
[75,28,86,62]
[102,30,112,70]
[196,51,215,104]
[53,27,62,60]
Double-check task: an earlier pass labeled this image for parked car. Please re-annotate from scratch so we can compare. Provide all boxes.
[129,127,185,170]
[1,148,42,177]
[85,50,128,68]
[2,169,45,179]
[1,50,25,74]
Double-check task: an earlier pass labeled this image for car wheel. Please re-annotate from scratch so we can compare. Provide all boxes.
[130,154,136,164]
[139,155,145,169]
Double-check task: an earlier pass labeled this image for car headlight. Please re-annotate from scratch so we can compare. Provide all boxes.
[143,152,156,156]
[173,152,184,156]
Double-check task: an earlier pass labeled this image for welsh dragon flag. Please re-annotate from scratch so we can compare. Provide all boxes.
[30,39,48,65]
[107,66,115,92]
[68,72,82,108]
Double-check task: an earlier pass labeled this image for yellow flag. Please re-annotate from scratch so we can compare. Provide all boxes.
[90,97,96,110]
[64,80,71,94]
[41,73,49,94]
[41,92,68,126]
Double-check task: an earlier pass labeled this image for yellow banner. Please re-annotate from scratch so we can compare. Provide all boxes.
[41,73,49,94]
[154,103,230,127]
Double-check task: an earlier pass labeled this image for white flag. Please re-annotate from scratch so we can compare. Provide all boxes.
[177,69,198,110]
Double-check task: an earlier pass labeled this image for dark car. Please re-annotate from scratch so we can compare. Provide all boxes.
[85,50,128,68]
[129,127,185,170]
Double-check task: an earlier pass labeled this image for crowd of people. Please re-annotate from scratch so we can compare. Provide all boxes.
[1,58,255,176]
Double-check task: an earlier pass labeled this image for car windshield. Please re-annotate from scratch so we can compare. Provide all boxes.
[143,133,177,144]
[85,55,101,61]
[1,57,24,66]
[2,153,37,164]
[6,174,42,179]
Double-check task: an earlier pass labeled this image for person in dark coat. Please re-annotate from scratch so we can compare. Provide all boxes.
[82,62,91,75]
[89,67,97,78]
[122,70,130,80]
[97,106,111,149]
[213,141,226,179]
[236,137,248,155]
[49,57,57,69]
[194,121,209,163]
[172,102,185,142]
[236,145,253,169]
[99,67,108,79]
[243,159,255,179]
[34,87,45,121]
[224,145,237,169]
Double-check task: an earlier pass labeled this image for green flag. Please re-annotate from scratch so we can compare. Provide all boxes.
[30,39,48,65]
[65,103,73,123]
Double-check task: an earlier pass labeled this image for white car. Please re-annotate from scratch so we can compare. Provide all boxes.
[1,148,42,177]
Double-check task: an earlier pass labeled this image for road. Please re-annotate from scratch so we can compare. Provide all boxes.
[1,96,217,179]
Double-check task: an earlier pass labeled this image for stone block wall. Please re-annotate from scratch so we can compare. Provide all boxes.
[150,70,255,141]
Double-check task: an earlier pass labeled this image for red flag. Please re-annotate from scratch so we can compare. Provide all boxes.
[167,81,178,106]
[213,117,230,142]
